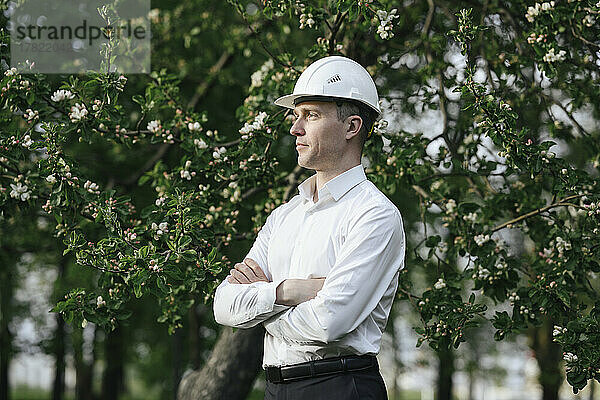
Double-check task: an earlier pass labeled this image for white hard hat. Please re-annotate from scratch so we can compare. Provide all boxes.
[274,56,381,116]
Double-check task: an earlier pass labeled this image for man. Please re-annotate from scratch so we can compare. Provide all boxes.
[213,56,405,400]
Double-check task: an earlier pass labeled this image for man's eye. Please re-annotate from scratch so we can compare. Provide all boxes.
[308,113,318,119]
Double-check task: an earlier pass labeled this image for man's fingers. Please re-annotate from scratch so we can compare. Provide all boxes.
[234,262,260,282]
[227,275,242,284]
[244,258,269,281]
[230,269,251,284]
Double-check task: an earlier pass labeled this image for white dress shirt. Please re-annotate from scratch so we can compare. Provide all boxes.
[213,164,405,368]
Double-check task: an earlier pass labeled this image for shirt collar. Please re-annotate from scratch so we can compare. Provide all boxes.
[297,164,367,203]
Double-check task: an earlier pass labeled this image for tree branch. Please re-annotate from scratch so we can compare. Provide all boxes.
[491,194,584,232]
[187,51,234,110]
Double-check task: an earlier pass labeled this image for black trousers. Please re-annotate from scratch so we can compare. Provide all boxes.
[264,365,388,400]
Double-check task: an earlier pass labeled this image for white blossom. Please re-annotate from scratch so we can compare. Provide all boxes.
[376,9,398,39]
[434,278,446,290]
[96,296,106,308]
[69,103,88,122]
[4,67,18,77]
[24,109,38,121]
[583,14,595,27]
[563,352,578,362]
[21,135,34,148]
[463,212,478,223]
[543,48,567,63]
[84,180,100,194]
[541,1,555,11]
[155,196,166,206]
[46,174,57,184]
[446,199,457,213]
[188,121,202,132]
[116,75,127,91]
[212,146,227,159]
[149,259,161,272]
[10,183,31,201]
[525,3,541,22]
[474,234,491,246]
[230,187,242,203]
[147,120,161,133]
[125,230,137,241]
[250,59,275,89]
[180,170,192,180]
[239,111,269,139]
[555,236,572,256]
[299,13,315,29]
[51,89,75,102]
[152,221,169,237]
[553,325,567,337]
[194,138,208,149]
[475,268,491,279]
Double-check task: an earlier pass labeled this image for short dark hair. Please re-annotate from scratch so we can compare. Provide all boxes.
[334,100,378,148]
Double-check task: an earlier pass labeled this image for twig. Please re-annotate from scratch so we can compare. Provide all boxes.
[284,165,304,202]
[328,10,349,55]
[122,143,170,185]
[188,51,234,110]
[491,194,584,232]
[235,3,299,73]
[569,22,600,49]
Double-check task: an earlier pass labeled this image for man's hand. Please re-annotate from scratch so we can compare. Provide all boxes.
[275,278,326,306]
[226,258,270,284]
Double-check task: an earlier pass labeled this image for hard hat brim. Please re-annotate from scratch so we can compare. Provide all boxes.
[274,93,381,116]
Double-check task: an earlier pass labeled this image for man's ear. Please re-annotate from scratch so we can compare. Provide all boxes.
[345,116,363,140]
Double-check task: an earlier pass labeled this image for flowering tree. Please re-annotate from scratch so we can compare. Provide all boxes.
[1,0,599,398]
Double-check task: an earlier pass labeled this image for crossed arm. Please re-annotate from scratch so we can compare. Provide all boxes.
[227,258,325,306]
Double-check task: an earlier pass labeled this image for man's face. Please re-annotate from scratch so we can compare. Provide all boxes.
[290,101,348,171]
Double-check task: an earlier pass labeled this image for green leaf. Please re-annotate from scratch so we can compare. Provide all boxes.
[557,290,571,308]
[134,283,143,298]
[156,276,169,294]
[425,235,441,248]
[178,235,192,248]
[182,249,197,262]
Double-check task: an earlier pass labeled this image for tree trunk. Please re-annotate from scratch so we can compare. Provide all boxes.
[0,320,10,400]
[73,325,95,400]
[52,313,66,400]
[436,345,454,400]
[52,260,67,400]
[177,326,264,400]
[0,252,15,400]
[172,328,184,400]
[188,304,202,370]
[101,326,124,400]
[530,319,561,400]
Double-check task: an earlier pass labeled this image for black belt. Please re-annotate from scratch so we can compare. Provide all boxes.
[265,355,377,383]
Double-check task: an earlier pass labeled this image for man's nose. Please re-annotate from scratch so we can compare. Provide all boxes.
[290,118,305,137]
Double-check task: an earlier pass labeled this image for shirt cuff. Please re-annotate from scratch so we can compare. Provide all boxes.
[257,279,289,315]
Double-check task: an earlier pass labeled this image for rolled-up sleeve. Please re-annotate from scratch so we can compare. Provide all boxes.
[263,204,405,344]
[213,208,290,328]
